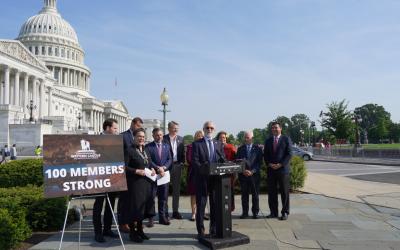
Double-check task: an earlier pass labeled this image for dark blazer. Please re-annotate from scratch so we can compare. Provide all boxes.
[263,135,293,174]
[145,141,173,173]
[192,138,226,195]
[236,144,263,174]
[163,134,185,164]
[121,129,134,160]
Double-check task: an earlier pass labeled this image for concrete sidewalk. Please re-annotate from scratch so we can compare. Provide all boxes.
[302,172,400,210]
[31,193,400,250]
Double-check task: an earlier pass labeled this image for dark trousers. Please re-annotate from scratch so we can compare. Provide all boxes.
[195,177,216,235]
[239,173,260,216]
[157,183,169,221]
[92,194,116,235]
[171,163,182,213]
[267,171,290,216]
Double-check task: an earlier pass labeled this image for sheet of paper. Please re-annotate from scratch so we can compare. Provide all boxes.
[157,170,170,186]
[144,168,157,182]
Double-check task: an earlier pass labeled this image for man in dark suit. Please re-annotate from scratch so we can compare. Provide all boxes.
[192,121,226,238]
[236,131,263,219]
[93,118,119,243]
[264,121,293,221]
[163,121,185,220]
[119,117,143,231]
[121,117,143,157]
[146,127,173,225]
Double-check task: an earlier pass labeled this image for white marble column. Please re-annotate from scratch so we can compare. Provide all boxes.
[67,68,70,86]
[59,67,63,85]
[24,74,29,112]
[90,110,94,130]
[14,70,20,106]
[4,66,10,105]
[39,81,45,118]
[48,87,53,116]
[32,77,37,107]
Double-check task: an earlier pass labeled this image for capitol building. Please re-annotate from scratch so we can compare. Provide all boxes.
[0,0,160,153]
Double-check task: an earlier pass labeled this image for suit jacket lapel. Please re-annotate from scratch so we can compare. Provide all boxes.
[201,139,209,160]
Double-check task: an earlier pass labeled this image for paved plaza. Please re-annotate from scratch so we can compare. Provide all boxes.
[32,192,400,250]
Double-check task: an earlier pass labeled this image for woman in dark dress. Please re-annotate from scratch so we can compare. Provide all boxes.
[186,130,204,221]
[120,128,156,243]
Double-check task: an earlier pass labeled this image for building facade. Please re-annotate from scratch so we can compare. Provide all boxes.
[0,0,135,152]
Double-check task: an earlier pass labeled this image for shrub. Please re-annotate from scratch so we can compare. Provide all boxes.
[290,155,307,190]
[0,186,68,231]
[0,207,31,250]
[0,159,43,188]
[27,196,68,230]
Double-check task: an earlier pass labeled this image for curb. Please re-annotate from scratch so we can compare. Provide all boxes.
[313,158,400,167]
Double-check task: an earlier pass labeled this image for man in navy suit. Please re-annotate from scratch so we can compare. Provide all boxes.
[146,128,173,225]
[192,121,226,238]
[264,121,293,221]
[236,131,263,219]
[163,121,185,220]
[121,117,143,158]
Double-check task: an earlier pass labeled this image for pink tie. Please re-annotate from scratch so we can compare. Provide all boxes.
[273,137,279,153]
[157,143,162,159]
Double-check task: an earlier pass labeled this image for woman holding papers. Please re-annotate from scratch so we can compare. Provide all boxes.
[121,128,156,243]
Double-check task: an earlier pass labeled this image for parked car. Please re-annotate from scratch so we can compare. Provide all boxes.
[291,147,313,161]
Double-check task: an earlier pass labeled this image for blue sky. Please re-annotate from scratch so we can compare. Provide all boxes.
[2,0,400,135]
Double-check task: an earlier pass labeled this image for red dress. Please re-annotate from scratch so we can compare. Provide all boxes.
[186,144,196,195]
[223,143,237,211]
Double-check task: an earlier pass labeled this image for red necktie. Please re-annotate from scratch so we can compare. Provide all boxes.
[273,137,279,153]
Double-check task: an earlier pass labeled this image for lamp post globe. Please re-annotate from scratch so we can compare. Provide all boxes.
[160,88,170,134]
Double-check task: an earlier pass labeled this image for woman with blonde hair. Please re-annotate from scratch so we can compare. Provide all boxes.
[186,130,204,221]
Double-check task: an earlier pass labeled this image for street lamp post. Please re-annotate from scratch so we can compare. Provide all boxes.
[352,114,362,147]
[159,88,170,134]
[26,100,37,122]
[310,121,316,147]
[77,112,82,130]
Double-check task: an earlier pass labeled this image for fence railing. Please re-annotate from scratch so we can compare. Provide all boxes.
[311,147,400,159]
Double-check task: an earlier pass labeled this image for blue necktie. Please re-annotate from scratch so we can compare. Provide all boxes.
[208,139,214,162]
[247,145,251,159]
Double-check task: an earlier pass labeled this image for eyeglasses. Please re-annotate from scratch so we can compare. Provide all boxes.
[206,127,214,130]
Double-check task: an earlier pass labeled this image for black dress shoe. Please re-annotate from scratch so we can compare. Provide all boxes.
[103,230,119,238]
[252,214,259,219]
[266,214,278,219]
[94,234,106,243]
[172,211,183,220]
[240,214,249,219]
[137,230,150,240]
[279,213,288,221]
[129,232,144,243]
[204,214,210,220]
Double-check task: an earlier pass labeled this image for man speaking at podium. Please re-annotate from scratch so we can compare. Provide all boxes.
[192,121,226,239]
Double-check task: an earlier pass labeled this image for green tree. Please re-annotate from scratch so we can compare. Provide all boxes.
[354,104,391,143]
[252,128,268,145]
[236,131,246,145]
[321,100,353,141]
[290,114,310,145]
[183,135,194,144]
[389,122,400,143]
[227,134,237,145]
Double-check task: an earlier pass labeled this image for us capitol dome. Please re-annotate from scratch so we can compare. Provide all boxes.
[17,0,90,97]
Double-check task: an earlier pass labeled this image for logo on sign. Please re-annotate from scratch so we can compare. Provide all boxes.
[70,139,101,160]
